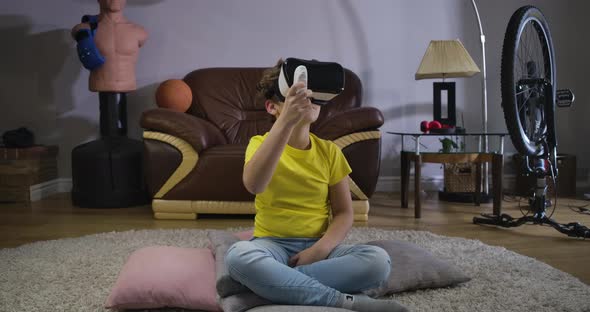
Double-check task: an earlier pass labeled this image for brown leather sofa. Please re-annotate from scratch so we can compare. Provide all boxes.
[140,67,384,221]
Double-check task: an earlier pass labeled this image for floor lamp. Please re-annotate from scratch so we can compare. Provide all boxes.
[470,0,490,194]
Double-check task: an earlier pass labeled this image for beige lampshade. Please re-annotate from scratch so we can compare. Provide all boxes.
[415,39,480,80]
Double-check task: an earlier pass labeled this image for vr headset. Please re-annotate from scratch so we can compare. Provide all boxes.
[275,58,345,106]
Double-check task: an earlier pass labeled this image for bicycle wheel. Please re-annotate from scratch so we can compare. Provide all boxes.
[501,6,556,156]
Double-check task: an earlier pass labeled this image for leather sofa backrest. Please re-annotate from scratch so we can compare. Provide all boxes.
[183,67,363,144]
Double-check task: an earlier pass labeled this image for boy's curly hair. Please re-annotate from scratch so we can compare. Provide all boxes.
[256,58,284,104]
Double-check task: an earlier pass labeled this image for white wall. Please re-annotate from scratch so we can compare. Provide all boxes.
[0,0,588,191]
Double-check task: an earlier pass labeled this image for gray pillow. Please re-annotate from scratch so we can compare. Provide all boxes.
[246,306,351,312]
[206,230,251,298]
[220,292,272,312]
[208,231,470,312]
[363,240,471,297]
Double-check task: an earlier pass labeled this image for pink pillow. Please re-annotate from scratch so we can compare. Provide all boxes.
[105,246,221,311]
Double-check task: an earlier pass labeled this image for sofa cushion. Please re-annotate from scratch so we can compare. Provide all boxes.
[165,144,253,201]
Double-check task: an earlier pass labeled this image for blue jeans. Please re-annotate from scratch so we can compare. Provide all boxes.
[225,237,391,307]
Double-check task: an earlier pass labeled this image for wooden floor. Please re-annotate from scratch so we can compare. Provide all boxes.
[1,192,589,285]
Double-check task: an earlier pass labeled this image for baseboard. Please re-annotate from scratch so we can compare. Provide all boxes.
[45,175,590,200]
[30,178,72,202]
[376,175,518,193]
[376,173,588,194]
[376,175,444,193]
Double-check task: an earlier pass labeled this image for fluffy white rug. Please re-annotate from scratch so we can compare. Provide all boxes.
[1,227,589,312]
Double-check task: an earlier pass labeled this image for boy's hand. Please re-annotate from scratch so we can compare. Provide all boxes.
[276,81,314,128]
[288,244,331,267]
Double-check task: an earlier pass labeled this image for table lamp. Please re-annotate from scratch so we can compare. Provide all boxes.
[415,39,480,130]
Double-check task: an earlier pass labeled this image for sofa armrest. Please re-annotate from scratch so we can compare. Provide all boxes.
[313,107,384,140]
[141,108,227,153]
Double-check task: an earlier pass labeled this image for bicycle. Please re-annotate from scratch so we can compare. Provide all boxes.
[472,5,590,238]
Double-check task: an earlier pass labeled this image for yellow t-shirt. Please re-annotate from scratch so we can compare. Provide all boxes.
[245,133,352,238]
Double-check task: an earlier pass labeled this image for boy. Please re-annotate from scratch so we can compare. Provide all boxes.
[225,60,408,312]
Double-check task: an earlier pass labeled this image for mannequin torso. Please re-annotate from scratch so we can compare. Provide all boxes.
[72,0,148,92]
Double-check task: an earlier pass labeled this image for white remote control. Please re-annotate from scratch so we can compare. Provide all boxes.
[293,65,308,94]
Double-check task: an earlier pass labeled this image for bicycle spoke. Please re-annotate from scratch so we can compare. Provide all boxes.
[523,24,533,66]
[518,91,534,114]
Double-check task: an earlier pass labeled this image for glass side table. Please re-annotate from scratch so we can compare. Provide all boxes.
[387,132,508,218]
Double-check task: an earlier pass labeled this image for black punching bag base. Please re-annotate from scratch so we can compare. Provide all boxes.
[71,137,149,208]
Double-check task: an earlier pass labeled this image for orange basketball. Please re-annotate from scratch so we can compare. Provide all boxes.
[155,79,193,112]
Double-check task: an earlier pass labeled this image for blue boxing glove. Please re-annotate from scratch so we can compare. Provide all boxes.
[81,14,99,24]
[75,15,105,71]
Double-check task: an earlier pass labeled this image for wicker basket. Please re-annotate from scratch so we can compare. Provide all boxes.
[444,163,476,193]
[0,146,58,202]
